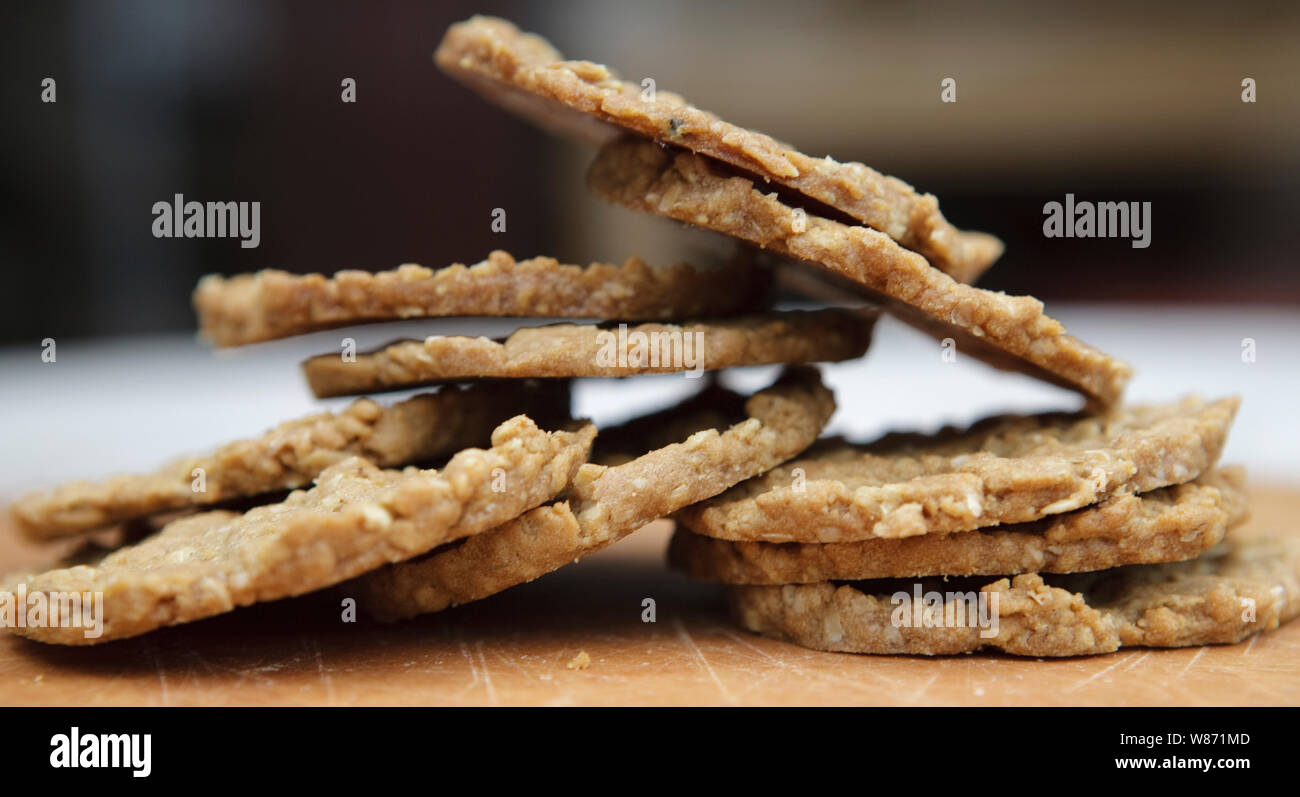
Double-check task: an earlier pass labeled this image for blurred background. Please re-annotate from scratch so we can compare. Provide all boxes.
[4,0,1299,340]
[1,0,1298,491]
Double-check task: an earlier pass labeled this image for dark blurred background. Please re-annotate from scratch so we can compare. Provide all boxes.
[2,0,1298,344]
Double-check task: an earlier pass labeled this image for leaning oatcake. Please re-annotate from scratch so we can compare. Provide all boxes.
[436,16,1002,282]
[589,136,1131,405]
[10,380,568,541]
[4,416,593,644]
[355,367,834,619]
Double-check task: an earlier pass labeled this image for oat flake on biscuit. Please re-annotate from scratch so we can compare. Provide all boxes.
[436,16,1001,283]
[671,467,1248,584]
[4,416,593,645]
[194,249,768,347]
[729,537,1300,657]
[678,396,1239,543]
[10,381,569,541]
[302,308,875,398]
[354,367,835,620]
[588,136,1132,406]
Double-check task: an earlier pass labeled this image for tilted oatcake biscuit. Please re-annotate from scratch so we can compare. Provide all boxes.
[589,137,1131,405]
[302,308,875,398]
[678,396,1239,543]
[194,249,769,347]
[9,381,569,541]
[353,367,834,620]
[671,467,1248,584]
[729,536,1300,656]
[436,16,1001,283]
[4,417,594,644]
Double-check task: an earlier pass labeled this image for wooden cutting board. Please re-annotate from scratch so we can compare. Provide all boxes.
[2,486,1297,707]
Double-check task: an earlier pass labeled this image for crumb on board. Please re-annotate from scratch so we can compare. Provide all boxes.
[566,651,591,670]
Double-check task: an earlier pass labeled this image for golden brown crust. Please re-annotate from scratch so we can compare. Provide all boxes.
[733,577,1116,657]
[4,417,594,645]
[678,396,1240,542]
[9,382,569,541]
[729,536,1300,656]
[301,309,875,398]
[437,16,1001,282]
[1062,537,1300,649]
[588,137,1131,405]
[194,250,770,347]
[671,468,1248,583]
[354,367,835,620]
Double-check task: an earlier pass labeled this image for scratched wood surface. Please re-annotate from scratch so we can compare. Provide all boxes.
[1,487,1297,707]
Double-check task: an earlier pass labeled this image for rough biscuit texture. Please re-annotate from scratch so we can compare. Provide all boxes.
[194,249,769,347]
[4,417,594,644]
[354,367,835,619]
[729,536,1300,656]
[9,381,569,541]
[588,137,1131,405]
[678,396,1239,542]
[437,16,1001,282]
[671,468,1248,583]
[302,309,875,398]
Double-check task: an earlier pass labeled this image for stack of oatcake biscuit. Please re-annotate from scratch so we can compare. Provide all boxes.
[6,16,1297,656]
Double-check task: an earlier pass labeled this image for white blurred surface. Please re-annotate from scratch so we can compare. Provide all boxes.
[1,303,1297,500]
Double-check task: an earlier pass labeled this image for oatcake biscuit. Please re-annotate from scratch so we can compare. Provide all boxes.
[194,249,769,347]
[10,381,569,541]
[588,137,1131,405]
[354,367,834,620]
[678,396,1239,543]
[436,16,1001,283]
[301,308,875,398]
[671,468,1248,584]
[728,536,1300,656]
[3,416,594,645]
